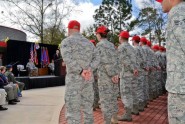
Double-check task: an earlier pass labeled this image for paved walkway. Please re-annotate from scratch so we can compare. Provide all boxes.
[0,86,65,124]
[59,94,168,124]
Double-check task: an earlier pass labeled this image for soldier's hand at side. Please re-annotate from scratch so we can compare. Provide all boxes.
[157,66,161,70]
[145,67,149,71]
[134,69,138,76]
[81,69,92,81]
[112,75,119,84]
[62,62,66,66]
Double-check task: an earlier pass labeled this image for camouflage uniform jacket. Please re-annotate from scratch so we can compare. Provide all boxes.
[61,32,100,75]
[165,2,185,94]
[118,42,137,77]
[134,45,145,73]
[142,45,153,69]
[4,71,17,84]
[96,39,118,77]
[155,51,163,68]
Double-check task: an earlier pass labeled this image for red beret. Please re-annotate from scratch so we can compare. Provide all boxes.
[68,20,80,30]
[140,37,147,44]
[119,31,130,39]
[132,35,140,42]
[156,0,163,3]
[90,40,95,43]
[147,40,152,47]
[152,45,159,50]
[159,46,166,51]
[96,26,108,34]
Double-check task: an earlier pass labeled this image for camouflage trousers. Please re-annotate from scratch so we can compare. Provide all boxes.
[98,72,118,124]
[168,93,185,124]
[152,71,158,97]
[148,71,157,100]
[156,70,163,95]
[113,83,119,99]
[120,76,133,110]
[143,72,149,102]
[137,74,145,103]
[132,77,139,106]
[65,74,94,124]
[161,71,167,93]
[93,78,99,107]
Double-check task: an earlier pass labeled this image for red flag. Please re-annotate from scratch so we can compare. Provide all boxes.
[46,48,50,65]
[34,43,38,65]
[30,44,34,62]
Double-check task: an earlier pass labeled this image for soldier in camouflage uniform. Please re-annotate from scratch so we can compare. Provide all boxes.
[152,45,163,96]
[117,31,138,122]
[5,65,25,93]
[95,26,119,124]
[140,37,151,104]
[158,0,185,123]
[61,20,100,124]
[147,41,160,99]
[142,40,155,100]
[132,35,145,112]
[90,40,100,111]
[159,46,167,93]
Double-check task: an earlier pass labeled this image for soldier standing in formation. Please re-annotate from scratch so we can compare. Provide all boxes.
[61,20,100,124]
[158,0,185,123]
[89,40,100,111]
[61,21,168,123]
[152,45,163,96]
[132,35,146,112]
[117,31,138,121]
[95,26,119,124]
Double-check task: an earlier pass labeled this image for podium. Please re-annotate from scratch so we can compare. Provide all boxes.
[38,68,48,76]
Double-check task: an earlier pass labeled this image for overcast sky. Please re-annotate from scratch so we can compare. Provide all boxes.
[0,0,161,41]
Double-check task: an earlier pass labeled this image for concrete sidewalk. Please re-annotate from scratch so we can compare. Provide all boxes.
[0,86,65,124]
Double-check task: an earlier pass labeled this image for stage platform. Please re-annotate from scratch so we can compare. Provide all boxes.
[16,75,65,90]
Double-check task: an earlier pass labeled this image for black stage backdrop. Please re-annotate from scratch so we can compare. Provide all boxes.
[6,40,58,76]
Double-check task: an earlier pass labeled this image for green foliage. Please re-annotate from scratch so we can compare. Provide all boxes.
[93,0,132,33]
[82,26,96,40]
[130,7,167,45]
[42,27,66,45]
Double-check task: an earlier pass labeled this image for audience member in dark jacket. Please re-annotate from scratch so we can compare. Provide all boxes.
[0,66,20,105]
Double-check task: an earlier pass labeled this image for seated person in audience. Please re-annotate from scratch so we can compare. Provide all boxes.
[0,89,8,111]
[26,59,38,76]
[5,65,25,95]
[0,66,19,105]
[48,59,55,75]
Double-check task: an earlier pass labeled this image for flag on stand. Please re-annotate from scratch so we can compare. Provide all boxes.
[30,44,34,62]
[43,47,47,66]
[46,48,50,65]
[40,47,50,67]
[41,47,44,68]
[34,43,38,65]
